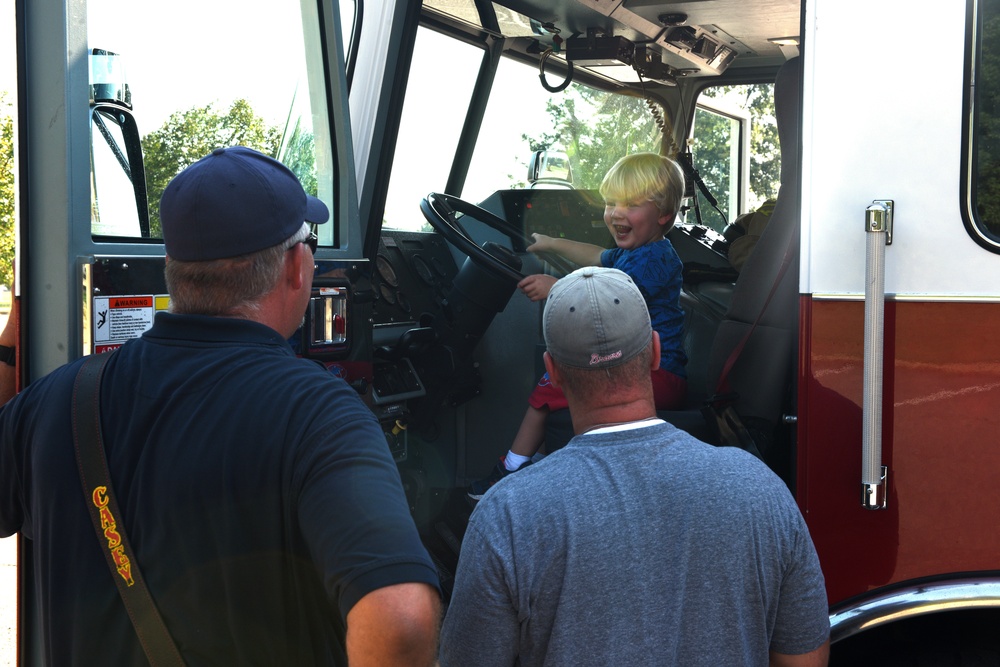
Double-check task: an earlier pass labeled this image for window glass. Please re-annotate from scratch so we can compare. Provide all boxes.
[465,56,661,203]
[381,28,483,231]
[87,0,336,244]
[342,0,357,60]
[384,27,662,233]
[689,104,743,231]
[970,0,1000,241]
[694,84,778,232]
[1,5,16,293]
[423,0,482,27]
[91,105,146,237]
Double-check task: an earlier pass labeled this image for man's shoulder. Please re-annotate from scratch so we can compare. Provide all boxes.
[679,436,791,490]
[9,355,87,402]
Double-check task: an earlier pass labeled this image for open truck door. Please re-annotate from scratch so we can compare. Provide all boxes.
[15,0,364,660]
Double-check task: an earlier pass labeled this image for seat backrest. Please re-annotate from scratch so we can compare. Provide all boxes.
[704,56,802,425]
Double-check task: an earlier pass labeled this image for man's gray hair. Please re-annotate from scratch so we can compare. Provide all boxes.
[166,223,311,317]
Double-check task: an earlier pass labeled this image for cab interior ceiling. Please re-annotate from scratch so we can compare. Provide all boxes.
[484,0,801,82]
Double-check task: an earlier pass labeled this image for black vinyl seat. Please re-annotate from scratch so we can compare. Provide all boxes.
[698,56,802,430]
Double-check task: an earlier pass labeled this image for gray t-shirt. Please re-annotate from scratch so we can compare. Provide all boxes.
[440,421,829,666]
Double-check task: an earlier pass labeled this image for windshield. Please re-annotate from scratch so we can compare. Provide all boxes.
[382,25,662,232]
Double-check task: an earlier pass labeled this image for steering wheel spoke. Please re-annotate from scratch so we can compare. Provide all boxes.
[420,193,528,282]
[420,192,577,282]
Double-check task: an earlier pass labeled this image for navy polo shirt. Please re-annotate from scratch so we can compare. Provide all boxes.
[0,312,438,665]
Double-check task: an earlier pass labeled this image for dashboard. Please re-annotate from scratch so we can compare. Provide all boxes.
[372,230,459,331]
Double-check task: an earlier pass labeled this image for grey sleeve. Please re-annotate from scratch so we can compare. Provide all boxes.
[770,513,831,655]
[439,519,520,667]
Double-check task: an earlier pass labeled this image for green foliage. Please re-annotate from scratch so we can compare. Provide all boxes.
[0,92,14,288]
[690,106,736,224]
[141,99,280,236]
[280,117,318,197]
[700,84,780,209]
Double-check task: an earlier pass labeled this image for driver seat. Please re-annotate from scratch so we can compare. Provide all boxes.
[697,55,801,437]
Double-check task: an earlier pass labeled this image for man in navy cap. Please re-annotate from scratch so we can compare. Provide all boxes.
[0,147,441,665]
[440,266,829,667]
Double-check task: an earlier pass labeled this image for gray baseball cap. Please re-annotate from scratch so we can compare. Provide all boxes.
[543,266,652,369]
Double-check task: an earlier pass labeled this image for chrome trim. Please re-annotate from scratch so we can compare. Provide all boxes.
[861,201,891,510]
[810,293,1000,303]
[861,465,887,510]
[831,577,1000,643]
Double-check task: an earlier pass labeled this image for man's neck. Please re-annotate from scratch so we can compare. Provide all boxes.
[582,417,663,435]
[570,398,657,436]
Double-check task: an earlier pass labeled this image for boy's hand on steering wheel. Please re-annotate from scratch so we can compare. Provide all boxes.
[517,274,558,302]
[525,233,554,254]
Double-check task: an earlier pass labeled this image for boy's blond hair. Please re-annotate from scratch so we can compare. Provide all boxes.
[599,152,686,221]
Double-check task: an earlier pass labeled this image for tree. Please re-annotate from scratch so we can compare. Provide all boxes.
[700,84,780,209]
[280,116,318,197]
[0,92,15,288]
[141,99,280,236]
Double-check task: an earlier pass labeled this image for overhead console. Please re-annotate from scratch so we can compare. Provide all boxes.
[565,5,745,80]
[566,22,738,81]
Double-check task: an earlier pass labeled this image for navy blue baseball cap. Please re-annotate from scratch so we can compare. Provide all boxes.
[160,146,329,261]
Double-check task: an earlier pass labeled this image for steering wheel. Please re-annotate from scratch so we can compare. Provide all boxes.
[419,192,578,282]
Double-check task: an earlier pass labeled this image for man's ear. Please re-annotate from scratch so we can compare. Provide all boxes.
[542,351,563,389]
[650,331,661,371]
[285,243,306,291]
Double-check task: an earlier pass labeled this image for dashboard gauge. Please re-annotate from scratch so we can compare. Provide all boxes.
[379,284,397,304]
[412,255,435,285]
[376,254,398,287]
[431,257,450,277]
[396,292,411,313]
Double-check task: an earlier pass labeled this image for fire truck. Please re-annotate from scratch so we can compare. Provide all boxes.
[10,0,1000,661]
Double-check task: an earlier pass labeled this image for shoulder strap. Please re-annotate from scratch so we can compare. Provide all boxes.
[72,352,186,667]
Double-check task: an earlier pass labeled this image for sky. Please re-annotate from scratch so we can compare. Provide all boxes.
[1,5,13,97]
[0,0,334,130]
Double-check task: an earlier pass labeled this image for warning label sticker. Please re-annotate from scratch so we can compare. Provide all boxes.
[93,295,168,353]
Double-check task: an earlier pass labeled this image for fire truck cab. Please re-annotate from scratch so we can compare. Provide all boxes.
[11,0,1000,661]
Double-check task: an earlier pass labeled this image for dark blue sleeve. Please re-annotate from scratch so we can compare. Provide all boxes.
[600,247,621,268]
[293,384,440,619]
[0,394,26,537]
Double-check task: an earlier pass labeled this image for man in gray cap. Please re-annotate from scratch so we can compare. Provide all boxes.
[440,266,829,667]
[0,147,441,665]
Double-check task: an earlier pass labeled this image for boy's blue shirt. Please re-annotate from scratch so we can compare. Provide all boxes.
[601,239,687,377]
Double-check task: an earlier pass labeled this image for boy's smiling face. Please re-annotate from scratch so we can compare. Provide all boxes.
[603,199,673,250]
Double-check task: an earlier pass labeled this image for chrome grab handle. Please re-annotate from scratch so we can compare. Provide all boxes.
[862,200,892,510]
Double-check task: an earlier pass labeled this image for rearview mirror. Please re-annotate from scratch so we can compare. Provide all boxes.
[527,150,573,188]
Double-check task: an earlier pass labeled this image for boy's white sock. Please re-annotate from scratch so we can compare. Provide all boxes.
[503,452,532,471]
